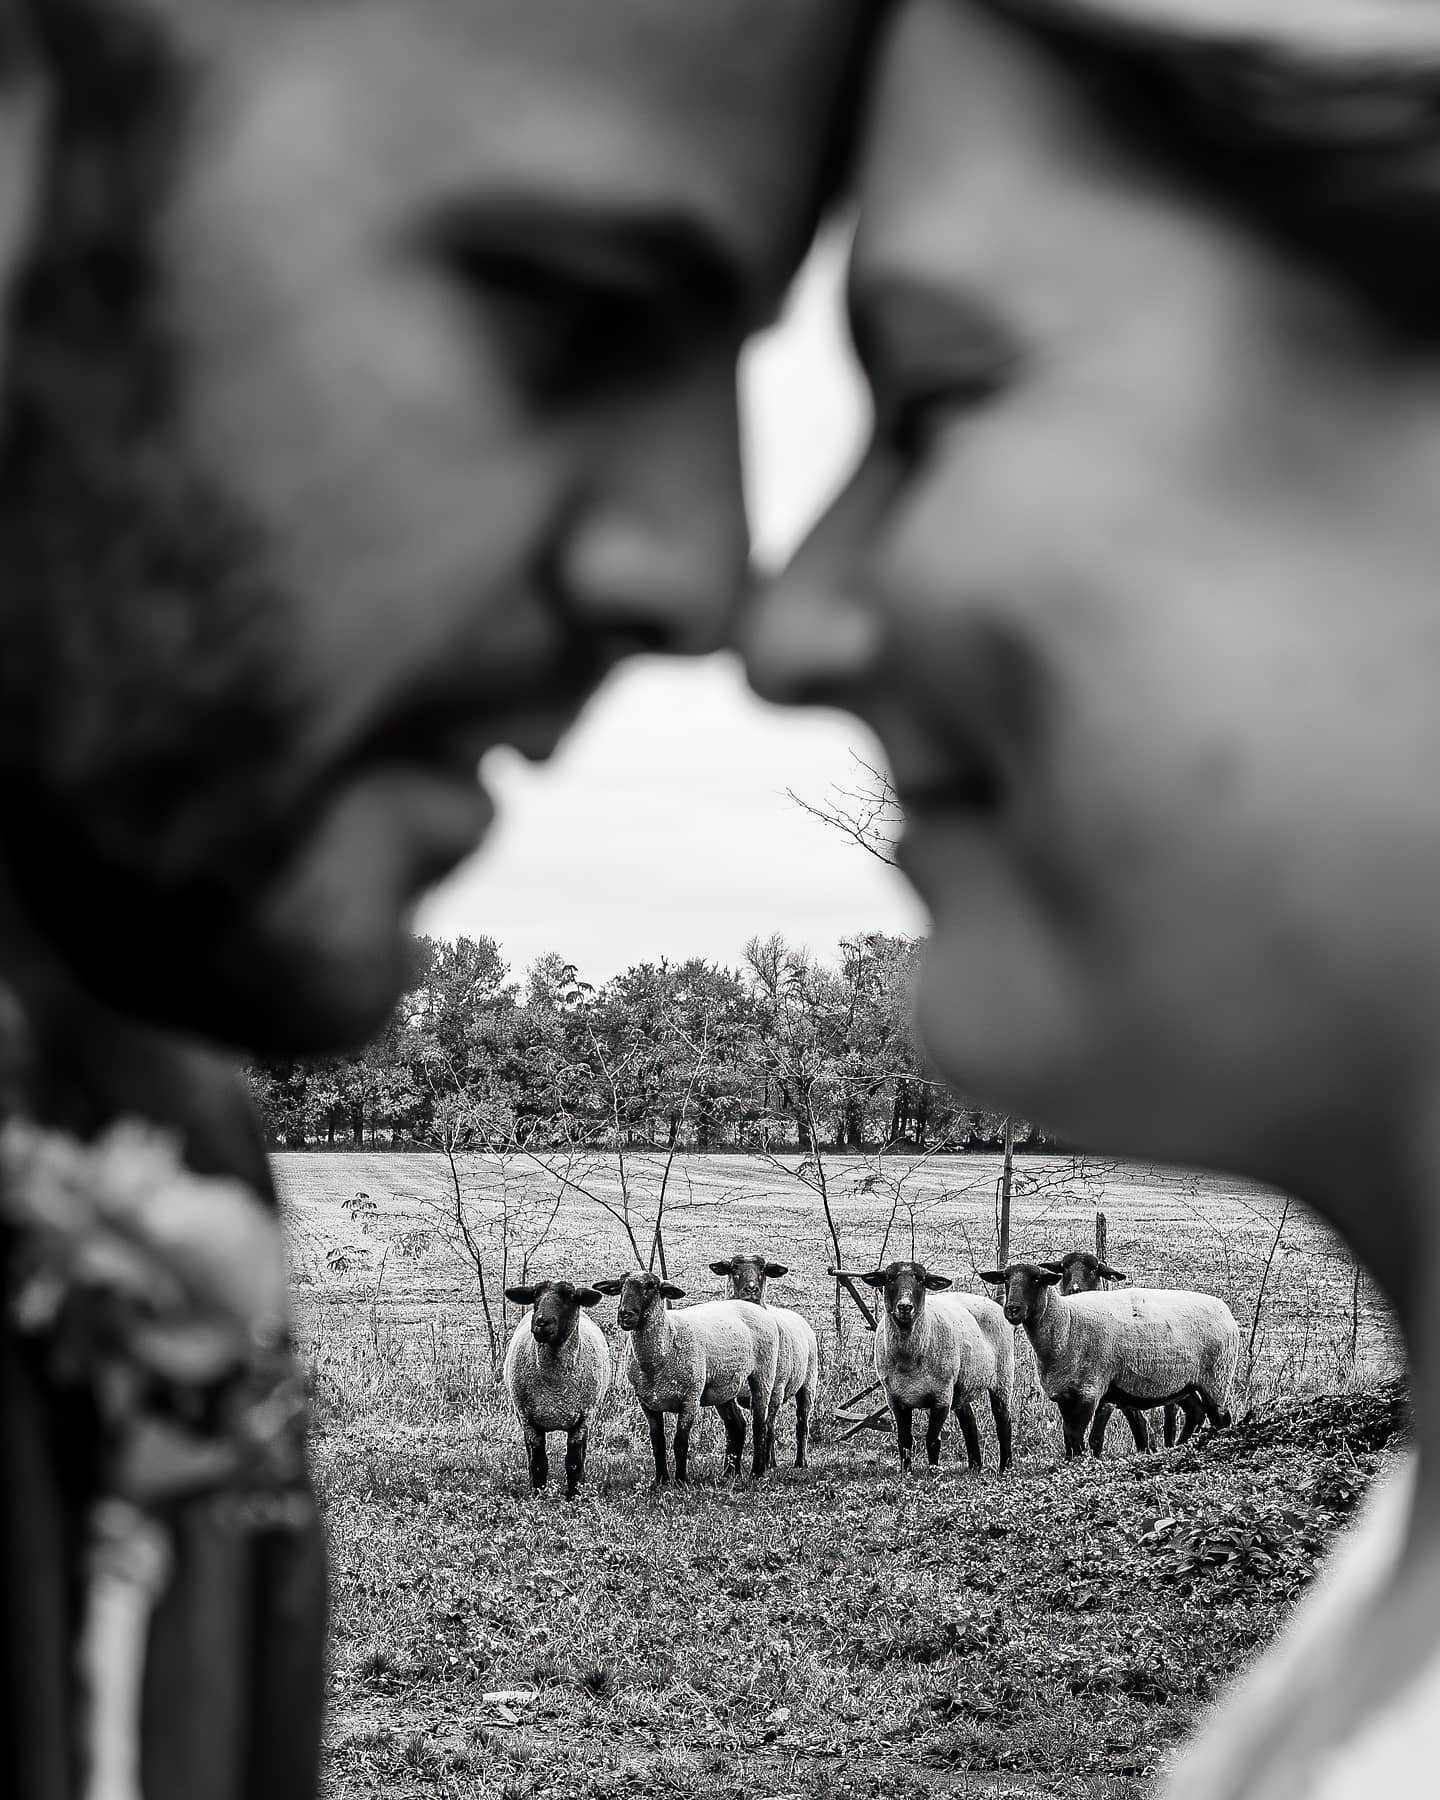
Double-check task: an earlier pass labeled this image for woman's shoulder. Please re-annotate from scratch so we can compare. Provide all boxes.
[1162,1455,1416,1799]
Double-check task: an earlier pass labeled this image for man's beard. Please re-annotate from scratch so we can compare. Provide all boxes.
[0,0,313,924]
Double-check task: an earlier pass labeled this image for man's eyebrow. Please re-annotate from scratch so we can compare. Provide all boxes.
[847,268,1024,388]
[418,193,749,323]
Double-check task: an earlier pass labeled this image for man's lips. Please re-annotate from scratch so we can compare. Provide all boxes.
[354,694,589,796]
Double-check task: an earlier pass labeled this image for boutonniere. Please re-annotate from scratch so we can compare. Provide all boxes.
[0,1117,310,1800]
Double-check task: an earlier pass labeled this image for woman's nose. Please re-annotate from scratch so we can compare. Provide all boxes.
[740,570,882,707]
[738,454,892,707]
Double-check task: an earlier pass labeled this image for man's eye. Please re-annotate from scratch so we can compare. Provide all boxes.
[440,245,678,406]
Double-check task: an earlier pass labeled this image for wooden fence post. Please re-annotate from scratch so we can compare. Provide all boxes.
[998,1117,1015,1267]
[1095,1210,1108,1265]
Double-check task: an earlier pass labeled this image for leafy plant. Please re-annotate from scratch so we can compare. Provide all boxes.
[1139,1497,1324,1600]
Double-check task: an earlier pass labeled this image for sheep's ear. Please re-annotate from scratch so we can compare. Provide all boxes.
[708,1261,734,1278]
[923,1273,952,1291]
[857,1270,888,1290]
[1037,1260,1065,1274]
[660,1282,686,1300]
[976,1269,1006,1286]
[764,1262,788,1279]
[574,1288,604,1307]
[1098,1264,1128,1283]
[591,1278,626,1297]
[1037,1268,1062,1286]
[505,1284,541,1306]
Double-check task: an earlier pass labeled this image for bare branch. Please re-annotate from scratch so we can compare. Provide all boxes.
[786,752,902,868]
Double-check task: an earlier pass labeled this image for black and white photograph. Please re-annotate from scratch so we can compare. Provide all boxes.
[0,3,1434,1797]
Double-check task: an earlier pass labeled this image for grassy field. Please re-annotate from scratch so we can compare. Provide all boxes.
[278,1152,1408,1799]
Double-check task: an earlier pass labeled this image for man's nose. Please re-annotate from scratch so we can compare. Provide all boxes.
[555,359,747,658]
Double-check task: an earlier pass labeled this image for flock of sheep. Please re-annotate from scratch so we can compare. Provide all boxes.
[501,1248,1241,1497]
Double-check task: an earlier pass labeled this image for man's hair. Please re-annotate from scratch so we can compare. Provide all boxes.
[986,0,1440,340]
[0,3,33,88]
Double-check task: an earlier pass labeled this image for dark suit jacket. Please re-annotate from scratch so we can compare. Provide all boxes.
[0,930,327,1800]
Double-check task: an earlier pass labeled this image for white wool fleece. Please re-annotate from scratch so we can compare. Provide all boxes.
[502,1312,612,1434]
[1025,1287,1239,1405]
[875,1292,1004,1411]
[625,1298,780,1417]
[769,1305,819,1407]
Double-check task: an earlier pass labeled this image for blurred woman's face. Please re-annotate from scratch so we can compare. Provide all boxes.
[745,0,1440,1187]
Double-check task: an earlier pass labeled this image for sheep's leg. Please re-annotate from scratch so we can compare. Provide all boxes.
[1119,1403,1150,1453]
[1055,1392,1095,1460]
[891,1401,915,1472]
[674,1405,698,1484]
[563,1422,588,1499]
[923,1400,952,1467]
[794,1385,812,1469]
[989,1390,1012,1473]
[524,1425,549,1491]
[1176,1390,1207,1444]
[952,1398,982,1470]
[762,1383,784,1473]
[1194,1382,1231,1432]
[717,1399,747,1476]
[644,1407,670,1485]
[1163,1404,1180,1448]
[748,1375,772,1477]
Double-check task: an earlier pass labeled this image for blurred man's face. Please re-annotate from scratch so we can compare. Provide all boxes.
[0,0,865,1050]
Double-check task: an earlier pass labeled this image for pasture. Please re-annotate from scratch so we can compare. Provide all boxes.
[279,1152,1408,1799]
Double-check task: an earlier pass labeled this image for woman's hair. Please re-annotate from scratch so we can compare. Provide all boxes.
[984,0,1440,338]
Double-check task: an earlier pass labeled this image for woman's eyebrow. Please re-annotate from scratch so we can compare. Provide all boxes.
[847,269,1024,386]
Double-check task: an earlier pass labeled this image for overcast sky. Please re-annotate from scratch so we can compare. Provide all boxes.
[415,232,928,984]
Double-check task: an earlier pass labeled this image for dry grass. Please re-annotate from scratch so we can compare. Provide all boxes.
[283,1153,1406,1799]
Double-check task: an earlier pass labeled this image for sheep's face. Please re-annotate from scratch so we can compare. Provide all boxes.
[1044,1252,1127,1296]
[978,1263,1061,1325]
[595,1272,686,1332]
[860,1261,951,1333]
[709,1253,788,1303]
[504,1280,603,1347]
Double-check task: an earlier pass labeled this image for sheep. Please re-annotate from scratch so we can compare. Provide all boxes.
[856,1261,1013,1473]
[708,1253,819,1468]
[979,1262,1238,1459]
[593,1271,780,1483]
[1038,1252,1201,1450]
[501,1280,612,1498]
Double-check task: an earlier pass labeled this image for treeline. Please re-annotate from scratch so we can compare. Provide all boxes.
[244,931,1049,1155]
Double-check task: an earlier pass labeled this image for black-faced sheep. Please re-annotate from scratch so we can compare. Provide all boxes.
[980,1262,1238,1459]
[501,1280,611,1498]
[1039,1252,1201,1449]
[709,1253,819,1468]
[593,1271,780,1483]
[858,1261,1013,1472]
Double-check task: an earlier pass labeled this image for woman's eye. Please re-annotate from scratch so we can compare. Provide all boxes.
[887,390,964,461]
[885,367,1015,462]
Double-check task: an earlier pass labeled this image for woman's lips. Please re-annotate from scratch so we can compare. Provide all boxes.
[894,763,1002,817]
